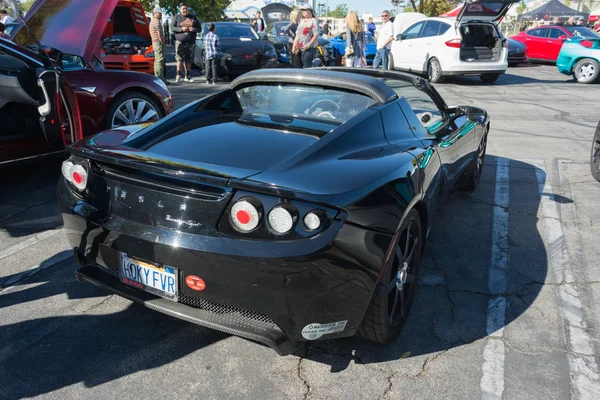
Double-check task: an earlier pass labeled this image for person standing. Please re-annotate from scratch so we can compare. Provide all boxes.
[285,9,302,68]
[322,19,330,38]
[373,10,393,70]
[345,11,365,68]
[0,9,12,24]
[170,3,201,83]
[204,23,220,84]
[293,5,319,68]
[252,11,265,33]
[150,7,167,83]
[163,17,170,45]
[367,17,376,36]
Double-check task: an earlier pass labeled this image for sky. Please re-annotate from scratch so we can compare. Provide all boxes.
[317,0,398,17]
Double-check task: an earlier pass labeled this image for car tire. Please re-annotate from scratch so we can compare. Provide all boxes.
[427,58,444,83]
[591,122,600,182]
[480,73,500,83]
[573,58,600,84]
[388,53,395,70]
[460,131,488,191]
[357,209,422,343]
[104,91,164,130]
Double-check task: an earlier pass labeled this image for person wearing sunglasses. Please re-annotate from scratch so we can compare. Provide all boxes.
[373,10,394,70]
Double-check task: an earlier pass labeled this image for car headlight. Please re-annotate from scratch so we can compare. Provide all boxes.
[154,78,168,91]
[145,51,155,58]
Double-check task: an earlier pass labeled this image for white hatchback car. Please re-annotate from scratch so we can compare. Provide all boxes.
[389,0,519,83]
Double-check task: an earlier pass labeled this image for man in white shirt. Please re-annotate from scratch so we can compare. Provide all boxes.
[0,9,13,25]
[373,10,394,70]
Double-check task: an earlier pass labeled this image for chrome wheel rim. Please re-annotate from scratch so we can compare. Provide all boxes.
[387,221,420,327]
[111,98,159,129]
[592,134,600,173]
[428,60,439,81]
[576,62,596,82]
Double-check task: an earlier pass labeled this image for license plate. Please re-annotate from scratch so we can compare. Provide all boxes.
[120,253,178,301]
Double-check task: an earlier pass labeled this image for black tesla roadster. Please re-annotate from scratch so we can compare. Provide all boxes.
[58,68,489,355]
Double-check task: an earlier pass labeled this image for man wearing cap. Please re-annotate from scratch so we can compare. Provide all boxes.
[171,3,201,83]
[150,7,167,83]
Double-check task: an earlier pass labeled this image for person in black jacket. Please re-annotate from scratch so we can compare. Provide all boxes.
[170,3,201,83]
[252,11,265,33]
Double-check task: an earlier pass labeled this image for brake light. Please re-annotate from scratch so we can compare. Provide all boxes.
[231,200,260,231]
[581,40,593,48]
[445,39,461,48]
[61,160,88,191]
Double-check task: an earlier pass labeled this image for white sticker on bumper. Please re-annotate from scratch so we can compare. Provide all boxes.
[301,320,348,340]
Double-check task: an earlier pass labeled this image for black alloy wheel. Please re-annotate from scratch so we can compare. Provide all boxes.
[591,122,600,182]
[461,132,488,191]
[357,209,422,342]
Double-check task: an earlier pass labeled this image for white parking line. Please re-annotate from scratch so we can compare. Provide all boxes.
[480,158,509,400]
[533,159,600,400]
[0,229,61,261]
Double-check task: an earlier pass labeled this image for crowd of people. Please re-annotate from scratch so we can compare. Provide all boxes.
[520,15,600,32]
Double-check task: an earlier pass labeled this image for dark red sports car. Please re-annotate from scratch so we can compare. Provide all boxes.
[0,0,173,165]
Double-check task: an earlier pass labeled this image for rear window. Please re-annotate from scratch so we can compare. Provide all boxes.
[234,85,376,125]
[462,2,506,16]
[562,26,600,38]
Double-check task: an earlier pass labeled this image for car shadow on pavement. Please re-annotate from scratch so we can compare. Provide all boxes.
[0,253,227,399]
[447,73,571,86]
[0,158,65,238]
[301,157,554,372]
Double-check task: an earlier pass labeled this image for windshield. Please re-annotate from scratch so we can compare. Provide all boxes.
[273,22,289,36]
[205,24,259,39]
[235,85,376,126]
[563,26,600,38]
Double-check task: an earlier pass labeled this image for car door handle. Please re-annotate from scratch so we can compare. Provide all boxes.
[426,43,432,45]
[525,37,531,40]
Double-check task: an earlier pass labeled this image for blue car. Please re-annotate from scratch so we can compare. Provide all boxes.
[557,37,600,84]
[329,32,377,65]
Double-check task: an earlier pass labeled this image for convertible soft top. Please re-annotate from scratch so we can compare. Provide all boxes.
[229,68,399,104]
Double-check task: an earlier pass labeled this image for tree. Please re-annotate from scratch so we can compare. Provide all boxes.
[516,0,527,15]
[423,0,451,16]
[564,0,571,7]
[20,0,37,12]
[139,0,229,21]
[327,4,349,18]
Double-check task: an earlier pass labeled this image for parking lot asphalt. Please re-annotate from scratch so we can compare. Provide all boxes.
[1,63,600,400]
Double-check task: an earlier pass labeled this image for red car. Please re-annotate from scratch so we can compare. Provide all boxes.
[511,25,600,62]
[0,0,173,165]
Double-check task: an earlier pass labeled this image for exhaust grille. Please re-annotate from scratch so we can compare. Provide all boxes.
[179,294,277,327]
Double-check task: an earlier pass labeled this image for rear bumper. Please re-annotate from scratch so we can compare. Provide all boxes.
[75,262,301,355]
[508,52,527,64]
[58,178,392,353]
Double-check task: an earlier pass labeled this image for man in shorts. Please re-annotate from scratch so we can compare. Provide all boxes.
[170,3,201,83]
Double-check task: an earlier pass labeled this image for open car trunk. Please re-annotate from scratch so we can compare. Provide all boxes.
[459,23,503,62]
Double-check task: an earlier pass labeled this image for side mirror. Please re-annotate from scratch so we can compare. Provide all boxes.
[466,107,487,125]
[58,53,86,70]
[558,35,568,41]
[396,33,404,41]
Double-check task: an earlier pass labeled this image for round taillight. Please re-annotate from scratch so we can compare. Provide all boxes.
[68,164,88,191]
[231,200,260,231]
[61,160,74,181]
[304,212,321,231]
[268,207,293,234]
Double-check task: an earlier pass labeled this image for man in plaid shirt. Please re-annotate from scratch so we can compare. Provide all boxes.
[204,23,220,84]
